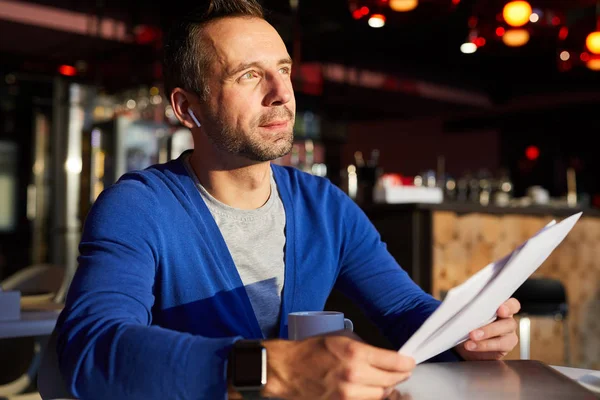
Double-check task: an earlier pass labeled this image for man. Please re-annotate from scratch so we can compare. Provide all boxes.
[55,1,520,399]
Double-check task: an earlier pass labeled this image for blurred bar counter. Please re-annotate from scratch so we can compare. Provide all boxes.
[326,203,600,369]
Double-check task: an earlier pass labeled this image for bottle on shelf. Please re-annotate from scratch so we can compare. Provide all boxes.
[303,139,314,174]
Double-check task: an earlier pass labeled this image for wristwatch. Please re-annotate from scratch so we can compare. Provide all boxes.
[229,340,268,399]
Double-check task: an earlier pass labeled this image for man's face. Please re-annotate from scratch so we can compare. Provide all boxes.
[196,17,296,162]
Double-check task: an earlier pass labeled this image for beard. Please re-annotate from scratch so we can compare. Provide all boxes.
[204,106,295,162]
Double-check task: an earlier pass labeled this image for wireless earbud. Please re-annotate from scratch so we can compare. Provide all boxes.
[188,109,201,128]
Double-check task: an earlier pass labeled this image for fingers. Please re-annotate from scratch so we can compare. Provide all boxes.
[459,312,519,361]
[327,382,388,400]
[469,316,517,342]
[464,332,518,353]
[321,336,416,399]
[366,347,415,372]
[498,298,521,318]
[337,362,412,388]
[325,337,415,373]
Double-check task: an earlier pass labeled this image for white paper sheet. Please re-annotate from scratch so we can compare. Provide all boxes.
[399,212,581,364]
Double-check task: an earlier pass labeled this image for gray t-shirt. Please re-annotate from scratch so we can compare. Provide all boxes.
[184,155,286,338]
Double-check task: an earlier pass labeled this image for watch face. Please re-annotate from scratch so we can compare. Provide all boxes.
[233,346,267,388]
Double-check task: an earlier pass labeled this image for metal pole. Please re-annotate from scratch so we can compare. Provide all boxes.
[519,317,531,360]
[50,77,68,271]
[51,79,85,303]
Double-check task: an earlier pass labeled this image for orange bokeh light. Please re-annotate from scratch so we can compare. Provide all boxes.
[503,1,532,27]
[502,29,530,47]
[389,0,418,12]
[586,32,600,55]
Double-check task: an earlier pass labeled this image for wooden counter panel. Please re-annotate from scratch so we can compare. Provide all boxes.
[432,211,600,369]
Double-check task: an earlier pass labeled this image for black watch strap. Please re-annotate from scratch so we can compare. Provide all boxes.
[240,390,263,399]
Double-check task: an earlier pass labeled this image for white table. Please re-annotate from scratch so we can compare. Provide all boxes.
[551,365,600,394]
[0,310,60,339]
[394,360,600,399]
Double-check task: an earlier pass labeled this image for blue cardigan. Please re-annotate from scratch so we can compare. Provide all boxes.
[56,154,456,400]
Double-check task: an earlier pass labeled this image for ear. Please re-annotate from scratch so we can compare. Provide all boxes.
[170,88,199,129]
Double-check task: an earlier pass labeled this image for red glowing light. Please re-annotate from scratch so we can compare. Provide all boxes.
[370,13,386,23]
[58,65,77,77]
[552,16,561,26]
[474,37,486,47]
[525,146,540,161]
[496,27,506,37]
[360,6,369,15]
[452,0,460,4]
[581,52,591,62]
[352,10,362,19]
[468,16,478,28]
[558,27,569,40]
[134,25,161,45]
[558,60,572,72]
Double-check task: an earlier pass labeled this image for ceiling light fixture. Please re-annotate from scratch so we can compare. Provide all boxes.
[587,59,600,71]
[503,1,532,27]
[502,29,530,47]
[389,0,418,12]
[460,43,477,54]
[368,14,386,28]
[586,31,600,54]
[529,13,539,23]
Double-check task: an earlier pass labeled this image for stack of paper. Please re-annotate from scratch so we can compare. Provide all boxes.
[399,212,582,364]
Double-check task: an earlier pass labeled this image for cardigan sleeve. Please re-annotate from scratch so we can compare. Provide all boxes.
[332,189,461,362]
[56,178,242,400]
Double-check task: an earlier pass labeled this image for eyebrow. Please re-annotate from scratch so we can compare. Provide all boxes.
[226,57,293,78]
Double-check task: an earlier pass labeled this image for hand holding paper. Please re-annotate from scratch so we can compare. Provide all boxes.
[455,297,521,361]
[399,212,582,364]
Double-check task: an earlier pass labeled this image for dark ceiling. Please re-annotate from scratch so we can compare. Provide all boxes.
[1,0,599,117]
[293,0,600,97]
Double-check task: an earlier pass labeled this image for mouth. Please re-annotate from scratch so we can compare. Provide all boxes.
[259,120,289,130]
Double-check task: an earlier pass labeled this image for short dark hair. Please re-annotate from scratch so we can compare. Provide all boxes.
[163,0,264,101]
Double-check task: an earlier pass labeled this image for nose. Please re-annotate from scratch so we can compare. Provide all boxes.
[263,73,293,107]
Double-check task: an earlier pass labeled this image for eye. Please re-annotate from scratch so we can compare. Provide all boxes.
[279,67,291,75]
[240,71,258,81]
